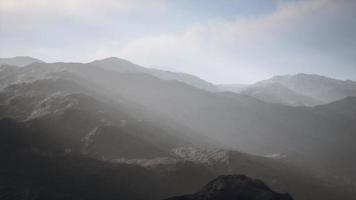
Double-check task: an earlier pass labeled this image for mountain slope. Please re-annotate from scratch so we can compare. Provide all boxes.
[2,63,356,166]
[308,97,356,179]
[240,82,321,106]
[169,147,355,200]
[314,96,356,119]
[218,83,248,93]
[1,117,353,200]
[0,143,214,200]
[90,57,218,92]
[0,78,204,159]
[1,62,356,198]
[0,56,43,67]
[256,73,356,104]
[221,74,356,106]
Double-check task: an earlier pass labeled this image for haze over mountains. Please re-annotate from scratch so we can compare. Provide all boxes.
[0,56,43,67]
[1,56,356,200]
[220,74,356,106]
[91,57,218,92]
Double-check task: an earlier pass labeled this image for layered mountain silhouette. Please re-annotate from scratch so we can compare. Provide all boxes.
[240,82,322,106]
[0,57,356,200]
[0,56,43,67]
[91,57,218,92]
[219,83,248,93]
[165,175,293,200]
[221,74,356,106]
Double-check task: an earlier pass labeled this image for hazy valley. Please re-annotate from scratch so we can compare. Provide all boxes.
[0,56,355,200]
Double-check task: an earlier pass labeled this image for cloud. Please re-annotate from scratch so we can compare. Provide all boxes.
[1,0,355,83]
[118,0,356,83]
[0,0,170,62]
[0,0,167,32]
[0,0,167,13]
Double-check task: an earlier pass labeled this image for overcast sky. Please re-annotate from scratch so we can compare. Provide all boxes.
[1,0,355,83]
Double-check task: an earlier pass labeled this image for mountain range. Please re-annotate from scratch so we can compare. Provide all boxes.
[0,56,43,67]
[0,56,355,200]
[220,74,356,106]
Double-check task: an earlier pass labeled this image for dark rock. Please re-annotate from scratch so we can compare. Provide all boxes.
[165,174,293,200]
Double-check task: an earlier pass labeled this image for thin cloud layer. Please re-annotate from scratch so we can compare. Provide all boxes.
[0,0,167,15]
[0,0,167,32]
[119,0,356,83]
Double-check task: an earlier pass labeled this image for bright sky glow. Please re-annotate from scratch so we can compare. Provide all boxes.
[1,0,355,83]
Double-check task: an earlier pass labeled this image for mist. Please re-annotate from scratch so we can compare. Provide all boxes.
[1,1,356,200]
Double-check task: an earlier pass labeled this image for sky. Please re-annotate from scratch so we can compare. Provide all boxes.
[0,0,356,84]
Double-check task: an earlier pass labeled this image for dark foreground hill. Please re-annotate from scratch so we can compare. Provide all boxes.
[165,175,293,200]
[0,117,354,200]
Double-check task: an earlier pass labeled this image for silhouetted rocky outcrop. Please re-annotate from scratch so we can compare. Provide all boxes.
[165,175,293,200]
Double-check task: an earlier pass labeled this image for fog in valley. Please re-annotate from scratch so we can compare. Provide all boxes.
[1,1,356,200]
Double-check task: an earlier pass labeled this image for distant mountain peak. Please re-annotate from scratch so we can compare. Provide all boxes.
[268,73,344,83]
[93,57,134,64]
[243,73,356,106]
[0,56,43,67]
[90,57,218,92]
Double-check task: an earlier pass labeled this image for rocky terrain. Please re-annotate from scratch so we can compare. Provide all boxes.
[165,175,294,200]
[0,57,355,200]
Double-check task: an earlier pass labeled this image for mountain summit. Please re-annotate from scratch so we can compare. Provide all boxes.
[221,73,356,106]
[90,57,218,92]
[0,56,43,67]
[255,73,356,104]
